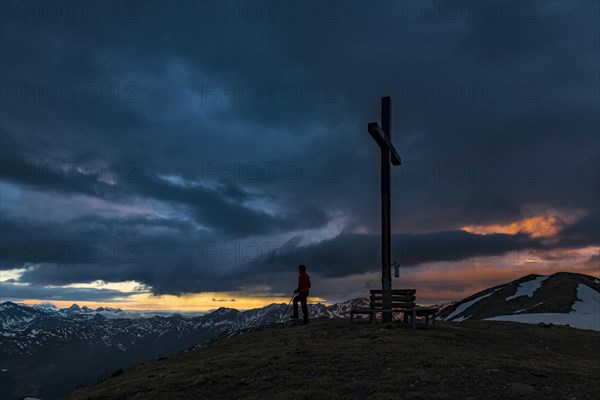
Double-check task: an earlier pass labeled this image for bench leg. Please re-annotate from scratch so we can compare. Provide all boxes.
[412,310,416,329]
[426,315,429,325]
[432,315,436,327]
[350,311,354,323]
[370,312,375,326]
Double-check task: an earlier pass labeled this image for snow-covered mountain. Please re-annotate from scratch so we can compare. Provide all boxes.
[438,272,600,331]
[0,298,369,354]
[0,301,126,330]
[0,297,371,399]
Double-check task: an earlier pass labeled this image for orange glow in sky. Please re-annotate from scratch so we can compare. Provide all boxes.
[461,215,562,238]
[19,292,327,311]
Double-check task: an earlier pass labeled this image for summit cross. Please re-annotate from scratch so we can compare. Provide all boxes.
[368,96,401,323]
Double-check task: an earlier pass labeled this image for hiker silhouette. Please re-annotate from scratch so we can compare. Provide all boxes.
[291,264,311,324]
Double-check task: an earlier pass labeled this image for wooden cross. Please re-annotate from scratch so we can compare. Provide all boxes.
[368,96,401,323]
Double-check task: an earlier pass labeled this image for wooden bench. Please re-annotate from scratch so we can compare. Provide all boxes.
[350,289,438,328]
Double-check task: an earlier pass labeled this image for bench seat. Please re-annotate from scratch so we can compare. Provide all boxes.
[350,289,438,328]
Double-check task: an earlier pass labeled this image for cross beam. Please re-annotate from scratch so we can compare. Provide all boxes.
[368,96,401,323]
[368,123,401,166]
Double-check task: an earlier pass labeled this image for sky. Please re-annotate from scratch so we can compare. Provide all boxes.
[1,1,598,310]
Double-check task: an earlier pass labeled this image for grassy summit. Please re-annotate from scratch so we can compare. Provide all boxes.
[61,318,600,400]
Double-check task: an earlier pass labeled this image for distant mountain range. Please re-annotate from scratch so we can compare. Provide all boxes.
[2,271,599,399]
[0,298,369,399]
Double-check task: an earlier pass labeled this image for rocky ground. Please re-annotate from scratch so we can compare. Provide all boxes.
[61,318,600,400]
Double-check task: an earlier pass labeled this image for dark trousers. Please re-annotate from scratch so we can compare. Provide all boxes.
[292,291,309,322]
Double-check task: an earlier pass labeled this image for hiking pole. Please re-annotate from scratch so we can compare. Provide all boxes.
[281,293,295,323]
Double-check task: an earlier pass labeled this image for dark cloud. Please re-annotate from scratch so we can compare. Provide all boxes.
[0,282,137,302]
[236,229,549,280]
[0,156,330,237]
[3,207,593,297]
[554,211,600,249]
[1,1,598,301]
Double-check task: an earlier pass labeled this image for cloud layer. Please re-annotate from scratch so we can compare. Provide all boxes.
[1,1,598,304]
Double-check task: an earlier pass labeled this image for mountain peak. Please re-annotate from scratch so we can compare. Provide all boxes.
[0,301,18,310]
[65,304,81,312]
[95,306,123,312]
[439,271,600,330]
[33,302,59,310]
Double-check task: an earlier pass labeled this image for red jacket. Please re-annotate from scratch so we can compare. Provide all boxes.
[297,272,311,293]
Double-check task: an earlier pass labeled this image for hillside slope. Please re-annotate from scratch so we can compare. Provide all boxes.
[438,272,600,330]
[62,319,600,400]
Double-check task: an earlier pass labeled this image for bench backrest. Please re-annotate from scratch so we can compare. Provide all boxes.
[369,289,416,310]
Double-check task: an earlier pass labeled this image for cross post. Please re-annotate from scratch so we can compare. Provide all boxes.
[368,96,401,323]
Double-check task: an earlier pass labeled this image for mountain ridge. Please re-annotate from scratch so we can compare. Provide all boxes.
[2,271,599,399]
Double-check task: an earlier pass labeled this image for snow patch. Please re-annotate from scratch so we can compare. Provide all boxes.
[485,312,599,331]
[487,284,600,331]
[513,302,544,314]
[444,292,494,321]
[506,275,549,301]
[572,284,599,315]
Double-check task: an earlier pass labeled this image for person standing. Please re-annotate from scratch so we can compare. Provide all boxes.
[291,264,311,324]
